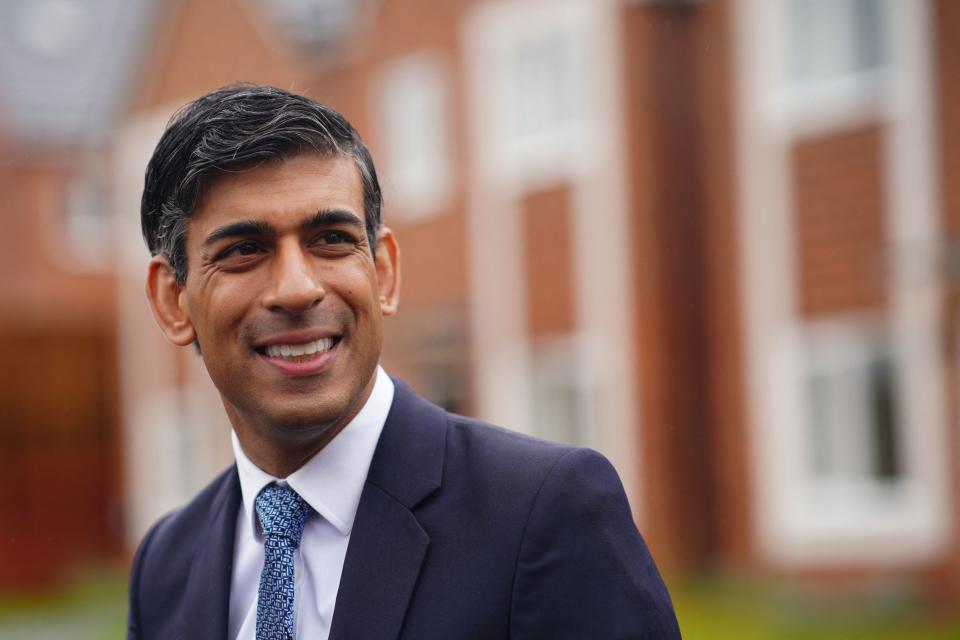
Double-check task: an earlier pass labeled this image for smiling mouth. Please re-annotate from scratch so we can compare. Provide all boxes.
[257,337,340,362]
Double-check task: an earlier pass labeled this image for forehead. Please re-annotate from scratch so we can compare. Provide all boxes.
[190,153,365,233]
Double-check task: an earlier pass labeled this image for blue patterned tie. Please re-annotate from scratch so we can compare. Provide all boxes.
[255,484,311,640]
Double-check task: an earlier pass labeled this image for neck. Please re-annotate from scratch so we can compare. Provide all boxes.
[224,368,379,477]
[232,420,350,477]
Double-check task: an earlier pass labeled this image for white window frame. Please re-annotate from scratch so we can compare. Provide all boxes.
[52,164,115,272]
[465,0,597,190]
[800,319,898,484]
[529,335,597,447]
[735,0,950,566]
[763,0,891,139]
[372,50,454,223]
[463,0,642,514]
[112,109,235,547]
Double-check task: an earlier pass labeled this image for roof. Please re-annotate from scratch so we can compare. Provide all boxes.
[0,0,157,147]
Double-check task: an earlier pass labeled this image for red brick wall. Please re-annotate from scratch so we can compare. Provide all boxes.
[0,161,116,330]
[0,327,121,588]
[625,1,729,573]
[792,125,889,317]
[690,0,756,572]
[0,151,122,590]
[135,0,305,111]
[522,185,576,338]
[939,0,960,239]
[334,0,474,403]
[934,0,960,603]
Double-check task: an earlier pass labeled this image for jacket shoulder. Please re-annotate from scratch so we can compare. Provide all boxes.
[449,411,574,461]
[137,466,238,556]
[128,466,239,638]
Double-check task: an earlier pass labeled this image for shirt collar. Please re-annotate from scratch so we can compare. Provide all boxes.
[231,366,394,538]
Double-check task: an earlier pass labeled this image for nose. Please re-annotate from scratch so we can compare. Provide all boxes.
[261,239,325,315]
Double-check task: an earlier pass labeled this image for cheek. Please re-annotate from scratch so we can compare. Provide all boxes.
[189,278,256,334]
[331,263,380,309]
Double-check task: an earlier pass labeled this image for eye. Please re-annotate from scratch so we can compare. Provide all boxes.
[318,231,352,245]
[230,241,264,255]
[310,230,358,255]
[215,240,266,264]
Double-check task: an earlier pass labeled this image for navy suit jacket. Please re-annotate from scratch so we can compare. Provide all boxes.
[128,380,680,639]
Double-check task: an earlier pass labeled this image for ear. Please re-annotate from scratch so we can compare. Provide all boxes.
[375,227,401,316]
[145,256,197,346]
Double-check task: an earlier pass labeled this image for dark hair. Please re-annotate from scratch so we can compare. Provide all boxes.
[141,83,382,283]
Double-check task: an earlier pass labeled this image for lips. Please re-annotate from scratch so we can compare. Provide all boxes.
[254,332,342,375]
[264,337,336,359]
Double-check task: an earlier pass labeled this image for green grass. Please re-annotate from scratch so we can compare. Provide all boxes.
[0,569,127,640]
[671,576,960,639]
[2,570,958,639]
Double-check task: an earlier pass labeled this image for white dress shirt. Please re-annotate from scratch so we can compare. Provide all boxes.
[228,367,394,640]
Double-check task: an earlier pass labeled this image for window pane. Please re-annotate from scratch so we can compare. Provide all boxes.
[511,31,581,142]
[869,354,900,480]
[788,0,886,84]
[803,327,902,483]
[854,0,886,72]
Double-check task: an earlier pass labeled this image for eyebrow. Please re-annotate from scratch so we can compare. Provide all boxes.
[202,219,274,248]
[202,209,364,249]
[299,209,365,233]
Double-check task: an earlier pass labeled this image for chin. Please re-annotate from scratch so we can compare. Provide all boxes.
[268,408,342,433]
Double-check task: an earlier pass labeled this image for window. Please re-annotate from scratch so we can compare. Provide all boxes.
[804,325,901,484]
[500,21,585,173]
[254,0,357,50]
[374,52,452,222]
[769,0,890,134]
[466,0,593,184]
[737,0,949,564]
[788,0,886,85]
[61,166,113,270]
[16,0,90,59]
[529,338,593,447]
[510,31,582,145]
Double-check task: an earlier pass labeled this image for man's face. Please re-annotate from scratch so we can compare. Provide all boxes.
[168,154,397,447]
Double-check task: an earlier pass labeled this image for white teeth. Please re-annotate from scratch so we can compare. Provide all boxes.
[265,338,334,359]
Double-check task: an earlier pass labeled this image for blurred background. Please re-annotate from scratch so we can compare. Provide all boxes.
[1,0,959,637]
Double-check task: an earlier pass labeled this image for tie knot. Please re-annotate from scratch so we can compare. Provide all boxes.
[255,484,311,545]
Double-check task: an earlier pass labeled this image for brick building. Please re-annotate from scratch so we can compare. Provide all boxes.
[6,0,960,602]
[0,0,155,588]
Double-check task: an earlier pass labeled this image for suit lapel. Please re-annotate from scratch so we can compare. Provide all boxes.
[181,467,240,640]
[329,380,448,640]
[329,484,429,640]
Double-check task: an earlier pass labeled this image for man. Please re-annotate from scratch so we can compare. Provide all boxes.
[129,84,680,639]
